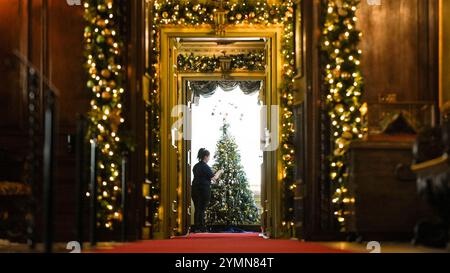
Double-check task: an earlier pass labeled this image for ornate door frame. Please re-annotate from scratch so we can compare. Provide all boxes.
[157,24,286,239]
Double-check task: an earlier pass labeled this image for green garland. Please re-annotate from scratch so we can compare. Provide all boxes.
[177,51,266,73]
[154,0,292,26]
[151,0,296,235]
[320,0,366,231]
[83,0,126,229]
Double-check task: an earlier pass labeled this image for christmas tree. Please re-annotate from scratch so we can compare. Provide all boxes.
[206,121,260,226]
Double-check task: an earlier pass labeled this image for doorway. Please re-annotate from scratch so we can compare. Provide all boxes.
[153,25,286,239]
[188,81,264,232]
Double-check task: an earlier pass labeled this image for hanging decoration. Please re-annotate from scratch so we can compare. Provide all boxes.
[151,0,297,235]
[320,0,366,230]
[83,0,126,230]
[177,51,266,73]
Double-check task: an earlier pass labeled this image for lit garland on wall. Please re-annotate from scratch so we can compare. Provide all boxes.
[177,51,266,73]
[151,0,297,235]
[83,0,126,229]
[321,0,366,230]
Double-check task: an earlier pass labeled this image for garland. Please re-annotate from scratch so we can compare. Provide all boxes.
[83,0,126,229]
[320,0,366,230]
[177,51,266,73]
[151,0,296,234]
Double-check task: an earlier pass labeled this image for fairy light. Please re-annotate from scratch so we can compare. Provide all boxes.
[177,51,266,73]
[83,0,125,230]
[321,0,367,231]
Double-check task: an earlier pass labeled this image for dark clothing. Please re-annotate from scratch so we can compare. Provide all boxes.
[191,161,214,231]
[192,161,214,186]
[191,184,211,232]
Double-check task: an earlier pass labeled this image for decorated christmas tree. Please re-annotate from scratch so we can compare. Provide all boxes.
[206,121,260,226]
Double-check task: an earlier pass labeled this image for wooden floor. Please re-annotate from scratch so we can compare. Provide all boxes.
[1,239,449,253]
[320,242,450,253]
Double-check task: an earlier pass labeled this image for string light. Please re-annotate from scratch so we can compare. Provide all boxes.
[321,0,367,231]
[177,51,266,73]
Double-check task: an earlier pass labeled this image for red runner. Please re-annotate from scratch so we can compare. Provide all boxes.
[90,233,351,253]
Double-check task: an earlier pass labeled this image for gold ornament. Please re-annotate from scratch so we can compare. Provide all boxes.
[342,131,353,140]
[102,92,111,99]
[97,4,106,13]
[89,67,97,75]
[101,69,111,78]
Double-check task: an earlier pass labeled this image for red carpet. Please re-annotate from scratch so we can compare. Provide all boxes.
[90,233,350,253]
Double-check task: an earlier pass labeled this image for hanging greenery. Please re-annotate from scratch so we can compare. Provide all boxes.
[151,0,297,235]
[177,51,266,73]
[320,0,366,231]
[83,0,127,230]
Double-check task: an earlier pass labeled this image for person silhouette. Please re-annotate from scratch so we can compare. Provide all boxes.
[191,148,224,233]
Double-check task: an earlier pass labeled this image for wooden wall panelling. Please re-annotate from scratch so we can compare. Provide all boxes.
[0,1,27,134]
[46,0,87,242]
[439,0,450,110]
[357,0,438,103]
[125,0,147,241]
[299,0,330,240]
[0,0,89,242]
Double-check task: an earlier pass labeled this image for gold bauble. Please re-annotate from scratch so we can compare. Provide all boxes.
[89,67,97,75]
[96,35,105,44]
[335,104,344,113]
[102,92,111,99]
[97,20,106,27]
[101,69,111,78]
[342,131,353,140]
[338,8,348,17]
[97,4,106,13]
[87,80,95,89]
[282,154,292,161]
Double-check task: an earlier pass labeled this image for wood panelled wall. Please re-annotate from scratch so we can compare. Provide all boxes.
[0,0,87,241]
[298,0,440,240]
[440,0,450,109]
[0,2,27,136]
[357,0,438,103]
